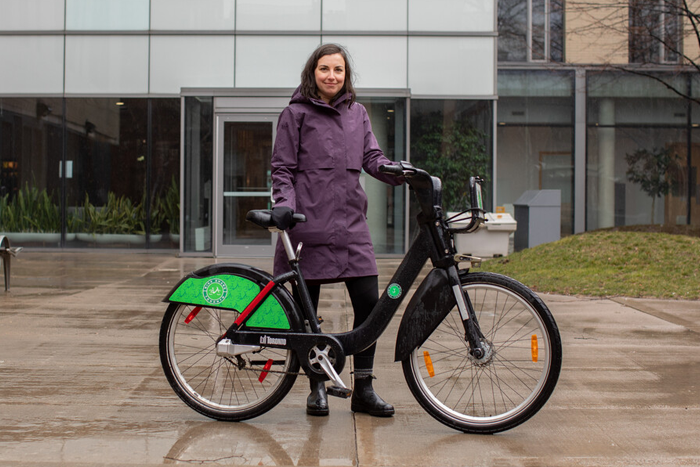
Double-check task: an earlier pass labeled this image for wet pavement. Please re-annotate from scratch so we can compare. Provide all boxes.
[1,250,699,466]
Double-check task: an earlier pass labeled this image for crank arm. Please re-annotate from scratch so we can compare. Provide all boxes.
[309,345,348,391]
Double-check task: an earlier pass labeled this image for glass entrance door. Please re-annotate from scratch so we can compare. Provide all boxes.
[215,115,276,256]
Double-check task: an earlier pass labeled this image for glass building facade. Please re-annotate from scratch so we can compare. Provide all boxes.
[4,0,697,255]
[0,0,498,255]
[497,70,574,236]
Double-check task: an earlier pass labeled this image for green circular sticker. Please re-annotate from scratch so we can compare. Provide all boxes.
[203,278,228,305]
[387,283,402,299]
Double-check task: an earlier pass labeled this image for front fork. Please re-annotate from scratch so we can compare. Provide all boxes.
[446,266,485,359]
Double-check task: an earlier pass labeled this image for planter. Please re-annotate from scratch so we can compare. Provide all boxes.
[77,233,147,245]
[169,233,180,244]
[0,232,65,244]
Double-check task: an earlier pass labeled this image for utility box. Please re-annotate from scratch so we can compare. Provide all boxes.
[513,190,561,251]
[450,212,517,257]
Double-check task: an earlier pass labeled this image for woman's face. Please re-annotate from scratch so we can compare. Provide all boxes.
[314,53,345,104]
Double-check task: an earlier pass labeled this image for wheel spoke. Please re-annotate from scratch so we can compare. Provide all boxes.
[160,302,299,420]
[404,273,561,434]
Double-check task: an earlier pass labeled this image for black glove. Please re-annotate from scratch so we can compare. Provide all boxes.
[271,206,296,230]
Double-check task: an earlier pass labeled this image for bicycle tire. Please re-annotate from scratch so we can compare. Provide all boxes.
[402,271,562,434]
[159,302,300,421]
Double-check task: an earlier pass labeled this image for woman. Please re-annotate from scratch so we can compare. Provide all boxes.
[270,44,402,417]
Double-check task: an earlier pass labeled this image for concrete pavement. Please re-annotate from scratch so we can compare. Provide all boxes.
[0,251,699,466]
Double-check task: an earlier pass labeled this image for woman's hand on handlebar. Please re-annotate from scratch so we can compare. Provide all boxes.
[379,161,416,178]
[379,163,405,176]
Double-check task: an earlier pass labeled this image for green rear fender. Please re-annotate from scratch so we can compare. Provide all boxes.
[163,263,299,331]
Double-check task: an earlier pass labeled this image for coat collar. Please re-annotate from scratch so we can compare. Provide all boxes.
[291,86,352,112]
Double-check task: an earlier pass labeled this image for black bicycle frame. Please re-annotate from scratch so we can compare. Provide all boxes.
[226,162,486,372]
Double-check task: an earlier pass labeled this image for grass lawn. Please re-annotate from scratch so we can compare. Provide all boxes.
[478,225,700,300]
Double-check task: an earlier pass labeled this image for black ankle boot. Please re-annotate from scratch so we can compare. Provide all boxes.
[307,380,329,416]
[351,373,394,417]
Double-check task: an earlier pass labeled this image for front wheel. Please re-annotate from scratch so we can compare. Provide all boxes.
[159,303,300,421]
[402,272,562,434]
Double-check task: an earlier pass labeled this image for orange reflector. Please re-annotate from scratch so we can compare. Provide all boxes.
[423,351,435,378]
[259,359,273,383]
[531,335,539,362]
[184,306,202,324]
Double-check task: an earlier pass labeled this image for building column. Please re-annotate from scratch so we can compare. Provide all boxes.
[598,99,616,228]
[574,69,586,233]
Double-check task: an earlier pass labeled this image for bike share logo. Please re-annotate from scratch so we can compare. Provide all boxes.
[387,283,402,299]
[260,335,287,346]
[202,278,228,305]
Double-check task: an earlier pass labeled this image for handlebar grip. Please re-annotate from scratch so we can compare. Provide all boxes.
[292,213,306,223]
[379,164,404,176]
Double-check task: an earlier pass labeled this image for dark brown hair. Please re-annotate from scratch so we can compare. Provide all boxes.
[300,43,356,106]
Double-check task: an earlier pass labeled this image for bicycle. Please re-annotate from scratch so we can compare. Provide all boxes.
[159,161,562,434]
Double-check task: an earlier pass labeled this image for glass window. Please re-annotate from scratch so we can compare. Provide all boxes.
[497,0,564,62]
[587,72,689,229]
[408,37,495,96]
[550,0,564,62]
[150,99,181,249]
[678,130,700,226]
[497,0,527,61]
[497,70,574,236]
[150,0,236,30]
[358,97,407,254]
[0,36,64,94]
[322,36,407,89]
[531,0,546,60]
[323,0,406,31]
[66,0,149,30]
[629,0,681,64]
[0,98,178,249]
[0,98,64,246]
[150,36,235,94]
[235,36,320,88]
[183,97,213,253]
[588,73,687,125]
[499,126,574,234]
[63,98,147,249]
[498,69,573,124]
[236,0,320,31]
[0,0,65,31]
[65,36,148,94]
[409,0,494,32]
[587,126,687,228]
[410,99,493,237]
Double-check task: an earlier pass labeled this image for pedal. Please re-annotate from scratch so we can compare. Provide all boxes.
[326,386,352,399]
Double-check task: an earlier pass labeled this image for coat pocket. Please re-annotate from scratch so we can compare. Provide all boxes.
[297,152,335,171]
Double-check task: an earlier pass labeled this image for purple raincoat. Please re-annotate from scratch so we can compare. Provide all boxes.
[271,87,402,282]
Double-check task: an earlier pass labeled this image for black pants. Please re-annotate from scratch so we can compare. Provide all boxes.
[293,276,379,371]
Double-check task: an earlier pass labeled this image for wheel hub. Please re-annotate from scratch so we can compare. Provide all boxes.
[468,340,494,366]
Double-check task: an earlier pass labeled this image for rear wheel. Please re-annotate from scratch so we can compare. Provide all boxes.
[160,303,299,421]
[402,272,562,434]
